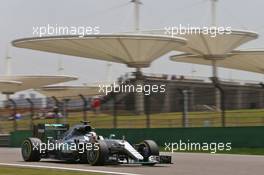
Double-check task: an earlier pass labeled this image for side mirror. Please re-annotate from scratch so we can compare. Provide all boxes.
[109,134,116,139]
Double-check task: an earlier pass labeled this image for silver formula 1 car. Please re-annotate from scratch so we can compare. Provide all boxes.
[21,122,171,166]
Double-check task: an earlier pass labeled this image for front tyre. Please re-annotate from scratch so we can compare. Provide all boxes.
[138,140,159,166]
[21,138,42,162]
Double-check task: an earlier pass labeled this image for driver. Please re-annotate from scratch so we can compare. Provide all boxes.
[89,132,97,143]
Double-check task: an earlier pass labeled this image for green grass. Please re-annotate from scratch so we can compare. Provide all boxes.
[1,109,264,133]
[0,166,103,175]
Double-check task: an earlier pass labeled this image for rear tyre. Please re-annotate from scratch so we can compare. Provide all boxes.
[21,138,42,162]
[87,140,109,166]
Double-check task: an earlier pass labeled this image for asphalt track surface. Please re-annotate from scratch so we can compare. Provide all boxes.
[0,148,264,175]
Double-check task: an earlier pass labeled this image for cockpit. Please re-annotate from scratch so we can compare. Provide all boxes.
[63,125,92,140]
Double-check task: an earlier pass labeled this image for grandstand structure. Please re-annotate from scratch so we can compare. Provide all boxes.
[99,73,264,114]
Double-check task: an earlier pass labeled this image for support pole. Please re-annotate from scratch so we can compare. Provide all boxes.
[132,0,140,32]
[5,46,12,75]
[178,89,189,127]
[212,60,218,77]
[62,99,70,123]
[26,98,34,130]
[211,0,217,26]
[52,96,60,123]
[112,92,117,128]
[145,94,151,128]
[259,83,264,109]
[210,0,221,112]
[134,68,145,115]
[183,90,189,127]
[79,94,88,121]
[212,60,221,111]
[8,99,17,131]
[211,77,226,127]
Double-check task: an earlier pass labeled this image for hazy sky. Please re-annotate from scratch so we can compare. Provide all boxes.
[1,0,264,93]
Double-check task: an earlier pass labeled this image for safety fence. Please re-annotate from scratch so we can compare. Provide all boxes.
[1,75,264,133]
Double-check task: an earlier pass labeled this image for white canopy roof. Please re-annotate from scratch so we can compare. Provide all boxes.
[37,85,101,98]
[0,81,22,94]
[142,29,258,57]
[12,34,186,68]
[170,50,264,74]
[0,75,77,93]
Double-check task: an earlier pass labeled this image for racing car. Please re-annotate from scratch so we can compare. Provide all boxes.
[21,121,171,166]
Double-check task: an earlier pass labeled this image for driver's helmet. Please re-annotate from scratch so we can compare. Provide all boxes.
[89,131,97,143]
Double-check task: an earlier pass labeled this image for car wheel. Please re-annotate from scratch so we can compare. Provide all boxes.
[138,140,159,166]
[21,138,42,162]
[87,140,109,166]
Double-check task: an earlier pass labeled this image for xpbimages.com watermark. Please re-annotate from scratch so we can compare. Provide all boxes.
[30,140,99,154]
[164,140,232,154]
[164,24,232,38]
[33,24,100,37]
[98,82,166,95]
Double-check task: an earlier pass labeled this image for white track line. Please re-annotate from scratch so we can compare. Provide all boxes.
[0,163,143,175]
